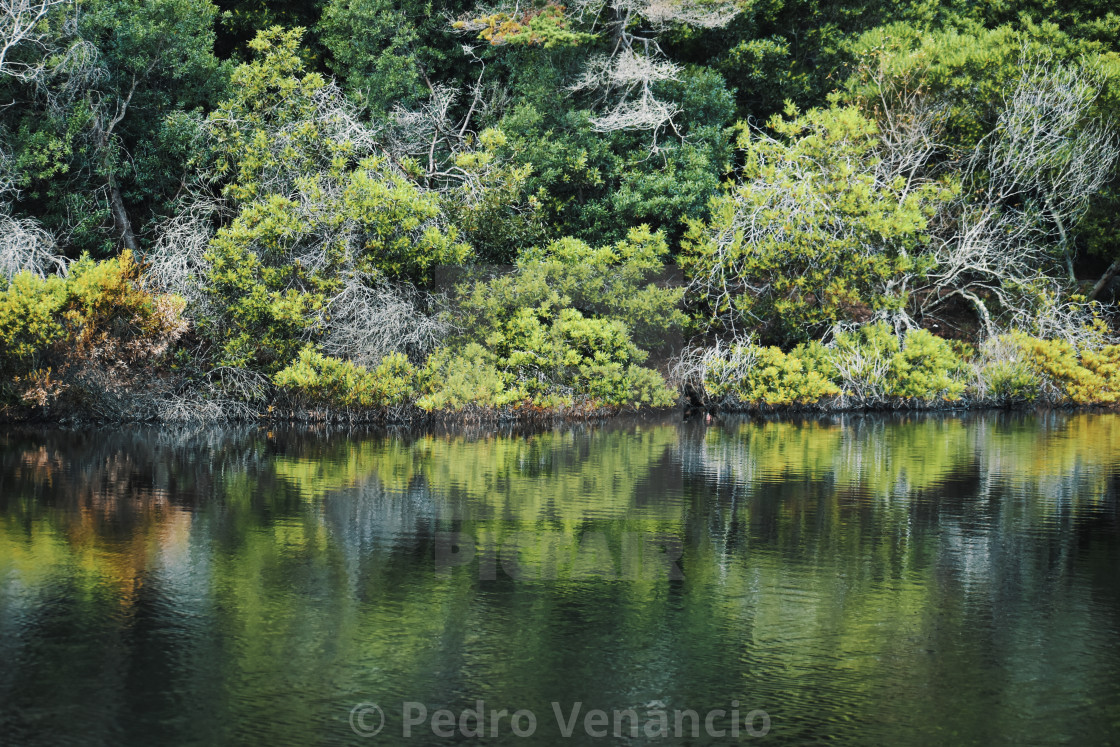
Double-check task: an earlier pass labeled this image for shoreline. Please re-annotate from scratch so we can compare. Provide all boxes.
[2,395,1116,428]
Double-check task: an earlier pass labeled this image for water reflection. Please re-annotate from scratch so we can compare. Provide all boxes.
[1,413,1118,745]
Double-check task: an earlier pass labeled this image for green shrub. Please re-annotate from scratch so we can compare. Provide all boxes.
[700,323,969,408]
[444,226,681,409]
[606,364,676,408]
[975,335,1043,403]
[831,323,966,402]
[888,329,968,401]
[702,343,840,406]
[746,346,839,405]
[463,225,685,351]
[274,348,418,408]
[0,251,186,408]
[0,272,68,368]
[491,307,675,408]
[417,344,520,411]
[982,359,1043,403]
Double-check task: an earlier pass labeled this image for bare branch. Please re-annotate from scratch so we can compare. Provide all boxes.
[0,211,65,279]
[0,0,69,80]
[918,57,1119,330]
[320,276,449,366]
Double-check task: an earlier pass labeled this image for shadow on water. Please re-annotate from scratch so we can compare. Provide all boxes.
[1,411,1119,745]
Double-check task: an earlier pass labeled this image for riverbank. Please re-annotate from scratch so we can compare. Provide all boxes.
[3,315,1119,425]
[2,391,1117,427]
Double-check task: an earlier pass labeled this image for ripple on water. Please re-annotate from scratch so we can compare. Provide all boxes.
[0,413,1117,745]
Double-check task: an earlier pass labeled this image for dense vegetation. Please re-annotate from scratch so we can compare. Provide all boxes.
[1,0,1119,419]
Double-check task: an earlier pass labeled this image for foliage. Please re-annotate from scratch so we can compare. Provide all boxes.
[206,26,358,203]
[0,251,186,411]
[830,323,968,403]
[1,0,1119,418]
[0,269,69,365]
[273,348,418,408]
[454,4,594,49]
[842,22,1120,305]
[318,0,461,115]
[682,105,948,344]
[199,29,469,372]
[443,127,546,264]
[446,227,681,408]
[842,23,1118,150]
[492,100,731,247]
[700,342,840,406]
[510,225,685,348]
[416,343,520,411]
[1014,334,1120,405]
[975,335,1044,404]
[2,0,227,256]
[686,322,969,408]
[496,306,672,406]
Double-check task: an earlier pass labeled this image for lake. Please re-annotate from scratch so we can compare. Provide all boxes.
[1,412,1119,744]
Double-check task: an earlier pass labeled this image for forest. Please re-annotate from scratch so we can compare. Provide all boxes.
[0,0,1119,420]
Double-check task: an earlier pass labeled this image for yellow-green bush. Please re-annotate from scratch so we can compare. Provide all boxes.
[273,348,418,408]
[981,359,1043,402]
[975,335,1043,403]
[0,272,68,365]
[699,323,970,408]
[1016,335,1120,405]
[0,251,186,409]
[888,328,968,401]
[702,343,840,406]
[831,323,967,402]
[442,225,681,410]
[416,344,521,411]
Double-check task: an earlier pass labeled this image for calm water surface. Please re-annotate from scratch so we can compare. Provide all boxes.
[1,412,1119,745]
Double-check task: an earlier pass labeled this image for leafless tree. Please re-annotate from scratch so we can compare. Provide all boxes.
[0,0,69,81]
[565,0,687,138]
[142,195,217,308]
[570,49,682,134]
[641,0,739,29]
[917,61,1118,334]
[1004,282,1118,349]
[869,72,948,197]
[320,276,449,366]
[0,213,65,279]
[985,60,1117,280]
[827,332,894,408]
[385,47,507,188]
[454,0,741,140]
[0,137,67,279]
[389,83,461,173]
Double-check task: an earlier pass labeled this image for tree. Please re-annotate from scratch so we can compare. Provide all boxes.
[681,105,947,345]
[454,0,741,139]
[917,60,1119,330]
[319,0,469,117]
[0,0,226,256]
[181,28,468,372]
[0,0,68,79]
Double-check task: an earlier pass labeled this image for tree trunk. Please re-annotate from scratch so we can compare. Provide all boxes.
[1088,258,1120,302]
[108,176,139,254]
[98,77,140,253]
